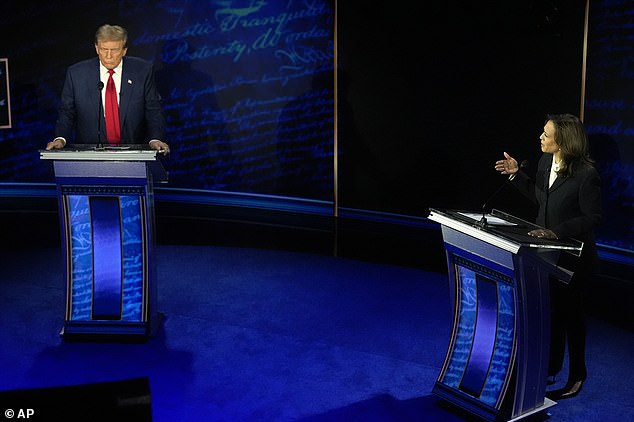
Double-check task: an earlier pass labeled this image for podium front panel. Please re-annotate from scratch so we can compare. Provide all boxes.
[434,243,517,419]
[62,186,149,325]
[40,151,164,340]
[54,160,149,179]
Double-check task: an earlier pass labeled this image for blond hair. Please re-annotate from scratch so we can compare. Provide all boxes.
[95,24,128,47]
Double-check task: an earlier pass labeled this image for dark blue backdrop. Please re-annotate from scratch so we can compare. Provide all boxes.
[0,0,631,255]
[584,0,634,253]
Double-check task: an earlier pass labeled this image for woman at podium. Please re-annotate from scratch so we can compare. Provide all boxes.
[494,113,602,400]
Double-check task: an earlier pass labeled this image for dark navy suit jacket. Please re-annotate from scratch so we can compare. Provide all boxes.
[55,56,165,144]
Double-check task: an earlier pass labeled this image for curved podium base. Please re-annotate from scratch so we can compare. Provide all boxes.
[60,313,164,343]
[434,382,557,421]
[428,209,581,422]
[507,398,556,422]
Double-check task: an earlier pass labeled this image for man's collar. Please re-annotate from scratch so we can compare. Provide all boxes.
[99,59,124,74]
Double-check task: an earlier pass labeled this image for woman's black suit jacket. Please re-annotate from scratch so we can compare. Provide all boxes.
[511,153,602,273]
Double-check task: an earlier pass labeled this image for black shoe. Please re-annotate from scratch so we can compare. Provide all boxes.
[546,380,584,400]
[560,380,584,399]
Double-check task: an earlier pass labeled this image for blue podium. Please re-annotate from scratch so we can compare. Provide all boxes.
[428,208,582,421]
[40,147,167,341]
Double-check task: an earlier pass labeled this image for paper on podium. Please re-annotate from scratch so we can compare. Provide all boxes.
[459,212,517,226]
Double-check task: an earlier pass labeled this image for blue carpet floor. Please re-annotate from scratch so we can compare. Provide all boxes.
[1,245,633,421]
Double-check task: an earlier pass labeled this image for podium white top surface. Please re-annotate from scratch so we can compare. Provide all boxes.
[40,149,158,161]
[40,148,167,182]
[428,208,583,255]
[429,209,523,254]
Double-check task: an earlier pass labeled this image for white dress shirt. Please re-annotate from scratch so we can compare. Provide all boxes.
[100,61,123,109]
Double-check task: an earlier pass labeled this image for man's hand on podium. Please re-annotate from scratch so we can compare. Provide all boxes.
[149,139,170,156]
[46,138,66,150]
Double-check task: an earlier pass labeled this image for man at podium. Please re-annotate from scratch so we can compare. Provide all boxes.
[494,113,602,400]
[45,24,169,154]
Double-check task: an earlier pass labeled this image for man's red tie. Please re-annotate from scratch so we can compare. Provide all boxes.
[105,69,121,144]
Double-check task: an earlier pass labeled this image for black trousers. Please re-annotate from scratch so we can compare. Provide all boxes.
[548,253,594,383]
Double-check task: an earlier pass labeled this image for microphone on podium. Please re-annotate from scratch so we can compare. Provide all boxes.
[478,159,529,227]
[96,81,104,150]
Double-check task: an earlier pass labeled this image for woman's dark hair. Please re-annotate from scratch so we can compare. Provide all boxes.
[547,113,593,176]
